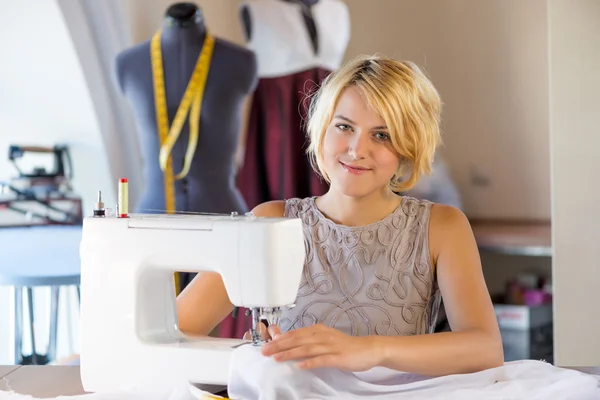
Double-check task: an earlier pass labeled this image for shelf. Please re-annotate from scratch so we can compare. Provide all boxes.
[470,219,552,257]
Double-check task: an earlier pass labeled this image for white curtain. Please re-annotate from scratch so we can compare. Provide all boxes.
[56,0,143,206]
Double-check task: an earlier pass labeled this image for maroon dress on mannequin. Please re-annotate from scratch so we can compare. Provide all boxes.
[239,68,332,209]
[218,0,350,340]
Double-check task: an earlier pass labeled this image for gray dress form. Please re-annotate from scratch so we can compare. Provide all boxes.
[114,4,257,299]
[115,4,258,217]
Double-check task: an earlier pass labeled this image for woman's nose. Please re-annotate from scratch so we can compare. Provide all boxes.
[348,133,369,160]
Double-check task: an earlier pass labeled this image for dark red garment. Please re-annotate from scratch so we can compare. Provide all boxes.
[217,307,251,340]
[238,67,331,210]
[217,68,331,340]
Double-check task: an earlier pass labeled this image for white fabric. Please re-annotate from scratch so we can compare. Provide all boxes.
[244,0,350,77]
[227,345,600,400]
[2,346,599,399]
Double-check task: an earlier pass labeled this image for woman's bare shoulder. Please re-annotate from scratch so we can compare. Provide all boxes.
[429,203,469,227]
[251,200,286,218]
[428,203,475,262]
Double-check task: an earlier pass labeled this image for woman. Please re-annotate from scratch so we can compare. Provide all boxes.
[176,55,503,377]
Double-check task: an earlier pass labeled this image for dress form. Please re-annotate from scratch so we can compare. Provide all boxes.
[115,2,258,338]
[235,0,350,214]
[116,3,257,216]
[241,0,320,54]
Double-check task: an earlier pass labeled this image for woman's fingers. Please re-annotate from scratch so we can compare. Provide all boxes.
[268,324,282,339]
[243,321,270,340]
[271,344,332,362]
[258,322,270,340]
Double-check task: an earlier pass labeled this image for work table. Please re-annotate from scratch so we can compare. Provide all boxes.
[0,365,86,398]
[1,365,599,398]
[470,219,552,257]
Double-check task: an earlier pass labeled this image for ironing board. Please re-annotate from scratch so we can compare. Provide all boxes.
[0,225,82,365]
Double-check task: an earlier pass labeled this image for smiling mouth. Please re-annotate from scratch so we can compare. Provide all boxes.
[340,161,371,175]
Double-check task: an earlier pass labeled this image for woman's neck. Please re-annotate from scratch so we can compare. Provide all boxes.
[316,187,402,227]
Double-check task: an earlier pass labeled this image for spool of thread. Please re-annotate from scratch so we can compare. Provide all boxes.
[118,178,129,218]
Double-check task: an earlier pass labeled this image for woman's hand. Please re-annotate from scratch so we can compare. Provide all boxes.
[243,323,283,341]
[260,324,381,371]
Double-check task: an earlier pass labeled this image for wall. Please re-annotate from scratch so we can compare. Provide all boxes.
[549,0,600,367]
[123,0,551,221]
[346,0,550,220]
[122,0,245,45]
[0,2,114,212]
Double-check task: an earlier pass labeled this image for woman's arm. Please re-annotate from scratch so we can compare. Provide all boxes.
[176,200,286,336]
[372,204,504,375]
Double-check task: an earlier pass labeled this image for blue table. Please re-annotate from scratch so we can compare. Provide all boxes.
[0,225,82,365]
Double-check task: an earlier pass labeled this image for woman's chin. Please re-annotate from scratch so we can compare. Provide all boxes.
[331,181,379,198]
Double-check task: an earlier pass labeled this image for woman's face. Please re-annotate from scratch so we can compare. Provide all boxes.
[321,86,401,198]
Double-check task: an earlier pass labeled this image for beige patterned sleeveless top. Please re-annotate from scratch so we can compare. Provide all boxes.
[279,196,442,337]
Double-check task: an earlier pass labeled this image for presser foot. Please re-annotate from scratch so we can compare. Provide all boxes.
[245,305,293,346]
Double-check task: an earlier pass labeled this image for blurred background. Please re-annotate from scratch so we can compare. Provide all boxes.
[0,0,597,371]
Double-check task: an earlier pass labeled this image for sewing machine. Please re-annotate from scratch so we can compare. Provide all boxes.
[79,198,305,394]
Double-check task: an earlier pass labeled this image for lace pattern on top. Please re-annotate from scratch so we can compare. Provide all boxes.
[280,196,441,337]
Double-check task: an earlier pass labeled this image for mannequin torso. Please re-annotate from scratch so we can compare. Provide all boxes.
[239,0,350,77]
[241,0,320,55]
[115,4,258,214]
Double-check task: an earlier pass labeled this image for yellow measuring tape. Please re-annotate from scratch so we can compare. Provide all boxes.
[151,30,215,294]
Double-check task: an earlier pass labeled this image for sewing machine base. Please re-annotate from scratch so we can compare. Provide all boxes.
[195,385,228,397]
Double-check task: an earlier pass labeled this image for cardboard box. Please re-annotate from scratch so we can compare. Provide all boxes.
[493,302,553,363]
[494,302,552,330]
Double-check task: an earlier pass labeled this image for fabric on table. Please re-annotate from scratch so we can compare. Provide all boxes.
[3,346,599,400]
[226,344,600,400]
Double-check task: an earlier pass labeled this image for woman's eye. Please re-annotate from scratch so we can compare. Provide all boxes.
[375,132,390,141]
[336,124,351,131]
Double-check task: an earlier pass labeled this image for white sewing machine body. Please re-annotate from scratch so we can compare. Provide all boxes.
[79,212,305,393]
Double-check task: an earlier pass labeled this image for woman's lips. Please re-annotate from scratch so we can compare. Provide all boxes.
[340,161,371,175]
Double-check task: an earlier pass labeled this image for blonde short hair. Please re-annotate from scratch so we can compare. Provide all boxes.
[306,54,442,192]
